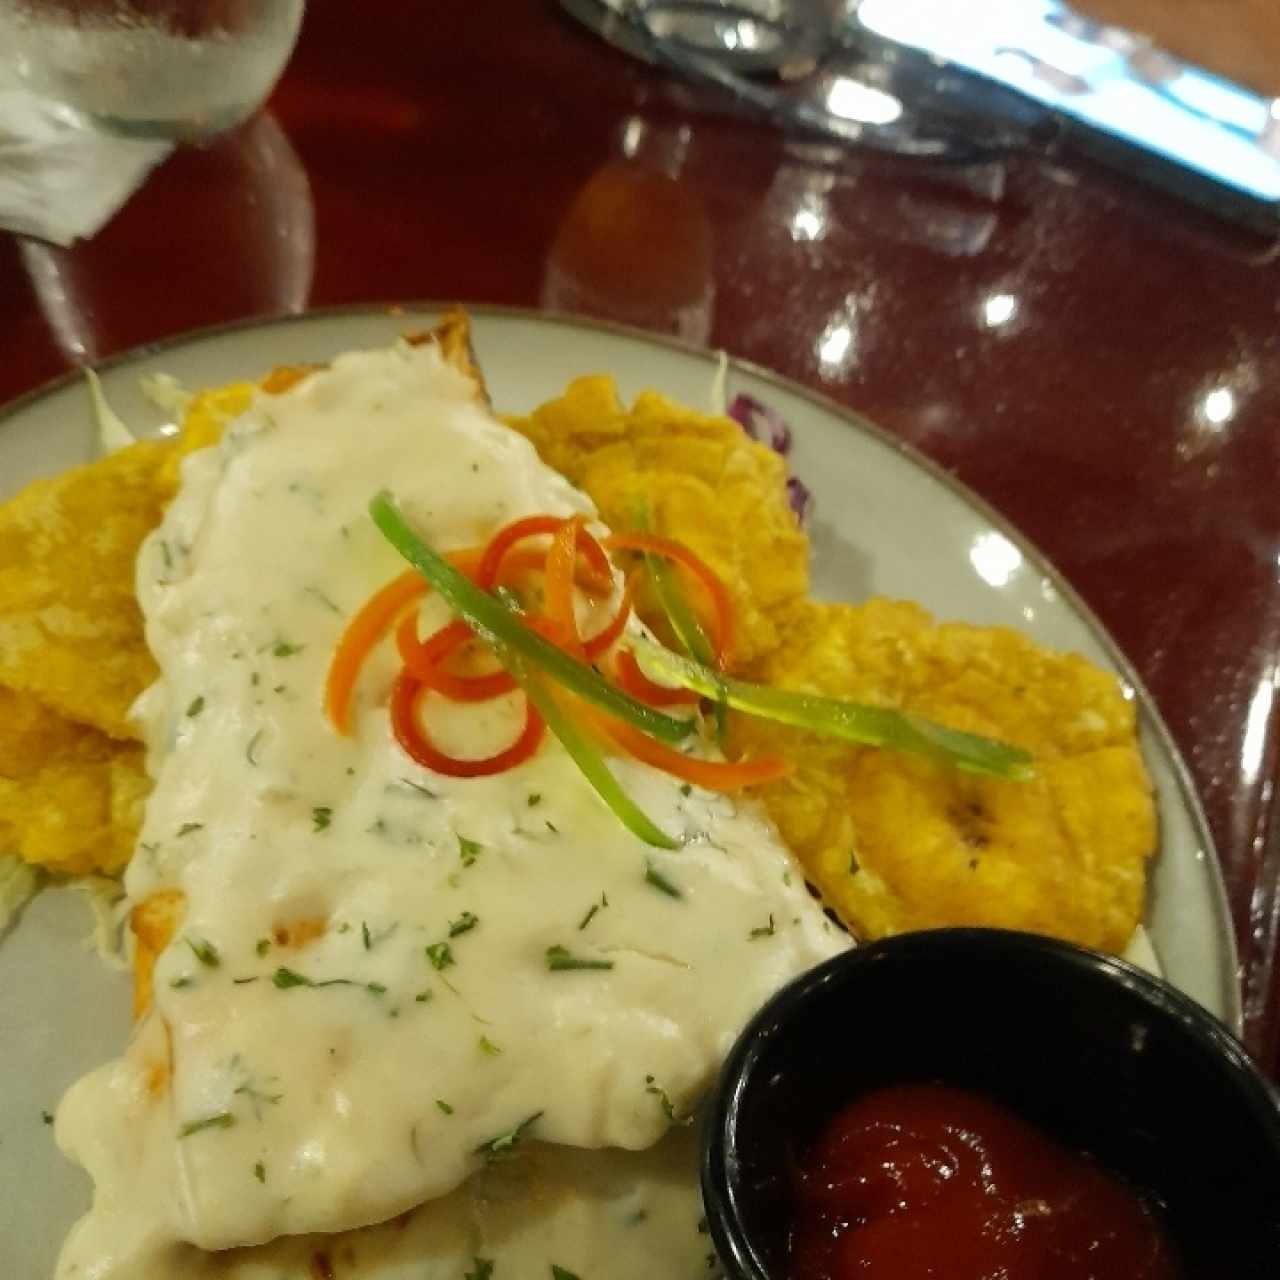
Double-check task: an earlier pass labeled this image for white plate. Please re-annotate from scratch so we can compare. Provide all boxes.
[0,306,1240,1277]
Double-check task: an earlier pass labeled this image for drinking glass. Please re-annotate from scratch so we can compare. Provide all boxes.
[0,0,305,141]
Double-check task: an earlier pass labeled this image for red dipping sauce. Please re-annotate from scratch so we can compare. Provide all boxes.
[791,1084,1183,1280]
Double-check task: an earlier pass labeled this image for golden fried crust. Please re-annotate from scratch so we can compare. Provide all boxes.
[505,377,809,665]
[728,600,1156,953]
[0,687,147,876]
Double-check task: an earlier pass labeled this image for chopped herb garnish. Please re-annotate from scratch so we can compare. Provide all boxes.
[246,729,265,765]
[271,639,305,658]
[178,1112,236,1138]
[232,976,259,985]
[464,1260,495,1280]
[271,966,383,997]
[436,1099,454,1115]
[645,1076,691,1126]
[551,1266,582,1280]
[233,1081,282,1115]
[478,1035,501,1057]
[577,905,599,931]
[473,1110,541,1162]
[457,834,483,867]
[312,806,333,832]
[41,1110,54,1125]
[425,942,455,971]
[362,921,372,950]
[644,862,682,899]
[170,975,193,989]
[253,1161,266,1183]
[400,777,438,798]
[527,793,543,807]
[448,911,479,938]
[186,696,205,718]
[176,822,204,838]
[748,914,776,940]
[546,945,614,972]
[680,782,692,797]
[186,936,220,968]
[255,938,271,957]
[304,585,342,614]
[414,990,433,1003]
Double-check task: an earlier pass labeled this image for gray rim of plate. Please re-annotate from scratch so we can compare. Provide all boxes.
[0,300,1242,1033]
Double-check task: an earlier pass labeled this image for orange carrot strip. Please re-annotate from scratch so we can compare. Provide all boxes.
[325,548,483,734]
[591,710,789,791]
[603,532,736,667]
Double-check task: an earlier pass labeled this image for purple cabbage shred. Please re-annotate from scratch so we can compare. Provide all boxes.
[727,393,792,455]
[727,392,812,525]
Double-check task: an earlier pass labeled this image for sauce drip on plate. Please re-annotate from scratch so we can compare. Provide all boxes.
[791,1083,1182,1280]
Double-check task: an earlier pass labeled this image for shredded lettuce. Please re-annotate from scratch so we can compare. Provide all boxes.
[86,369,136,456]
[70,876,130,969]
[139,372,193,421]
[0,853,42,936]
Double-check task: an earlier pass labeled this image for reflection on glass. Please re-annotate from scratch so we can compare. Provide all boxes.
[969,530,1023,588]
[981,291,1019,329]
[824,76,904,126]
[1240,669,1275,786]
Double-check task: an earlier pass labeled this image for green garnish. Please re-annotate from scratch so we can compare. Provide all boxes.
[457,835,483,867]
[517,660,676,849]
[271,639,305,658]
[186,936,220,968]
[186,696,205,718]
[633,502,725,737]
[255,938,271,957]
[465,1260,495,1280]
[630,638,1035,781]
[448,911,479,938]
[368,492,692,745]
[477,1035,501,1057]
[645,1075,691,1126]
[362,921,372,950]
[253,1161,266,1183]
[748,914,776,940]
[577,893,607,931]
[176,822,203,838]
[271,966,384,996]
[546,944,614,972]
[436,1099,455,1115]
[312,806,333,832]
[415,990,433,1003]
[643,862,682,899]
[527,792,543,807]
[178,1112,236,1138]
[425,942,455,971]
[551,1267,582,1280]
[474,1111,541,1162]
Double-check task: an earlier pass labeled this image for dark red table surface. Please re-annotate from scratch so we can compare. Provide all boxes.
[2,2,1279,1076]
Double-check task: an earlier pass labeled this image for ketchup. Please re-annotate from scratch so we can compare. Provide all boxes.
[791,1084,1182,1280]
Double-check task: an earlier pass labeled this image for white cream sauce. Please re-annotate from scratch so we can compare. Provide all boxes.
[55,341,847,1276]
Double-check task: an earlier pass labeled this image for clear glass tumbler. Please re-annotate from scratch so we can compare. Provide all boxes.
[0,0,305,141]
